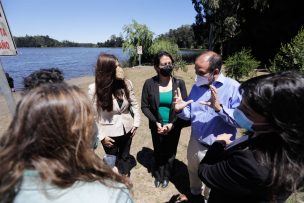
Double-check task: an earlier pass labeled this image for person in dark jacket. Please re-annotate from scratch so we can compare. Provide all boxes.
[5,72,15,92]
[141,51,188,188]
[198,71,304,203]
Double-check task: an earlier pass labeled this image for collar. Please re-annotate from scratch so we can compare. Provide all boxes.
[214,73,225,85]
[23,169,39,177]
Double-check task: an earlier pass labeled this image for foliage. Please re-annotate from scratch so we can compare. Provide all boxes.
[191,0,208,48]
[14,35,59,47]
[97,35,124,47]
[60,40,96,47]
[270,27,304,72]
[192,0,304,65]
[234,0,304,64]
[149,39,181,61]
[157,25,198,49]
[122,20,154,66]
[224,48,260,81]
[192,0,241,51]
[174,60,188,72]
[13,35,96,47]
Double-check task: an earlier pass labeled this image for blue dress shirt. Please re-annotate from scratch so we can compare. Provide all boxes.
[178,73,241,145]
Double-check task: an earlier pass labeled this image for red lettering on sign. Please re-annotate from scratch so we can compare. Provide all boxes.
[0,28,7,36]
[0,40,10,49]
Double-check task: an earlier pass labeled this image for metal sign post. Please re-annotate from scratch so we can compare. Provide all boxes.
[137,45,142,66]
[0,0,18,116]
[0,61,15,115]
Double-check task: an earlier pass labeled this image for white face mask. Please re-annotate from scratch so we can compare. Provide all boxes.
[115,66,125,80]
[195,75,209,87]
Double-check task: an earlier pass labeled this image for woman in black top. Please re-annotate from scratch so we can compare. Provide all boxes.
[141,51,188,188]
[198,71,304,203]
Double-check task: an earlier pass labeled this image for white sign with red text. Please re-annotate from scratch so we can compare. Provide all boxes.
[0,1,17,56]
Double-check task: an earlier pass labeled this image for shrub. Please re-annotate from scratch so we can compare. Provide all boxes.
[149,39,181,60]
[270,27,304,72]
[224,48,260,81]
[174,60,188,72]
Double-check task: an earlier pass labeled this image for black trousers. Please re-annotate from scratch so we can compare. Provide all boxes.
[151,126,182,181]
[102,131,135,175]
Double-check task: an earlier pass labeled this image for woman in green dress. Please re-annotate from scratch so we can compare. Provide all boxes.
[141,51,188,188]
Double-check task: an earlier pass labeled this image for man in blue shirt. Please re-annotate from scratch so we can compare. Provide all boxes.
[174,51,241,201]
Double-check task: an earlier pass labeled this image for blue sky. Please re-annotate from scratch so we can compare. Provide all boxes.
[2,0,197,43]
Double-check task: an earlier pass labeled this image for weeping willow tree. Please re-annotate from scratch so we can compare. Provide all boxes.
[122,20,154,66]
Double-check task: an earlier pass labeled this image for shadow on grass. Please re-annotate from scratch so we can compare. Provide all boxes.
[137,147,191,201]
[169,159,191,198]
[136,147,154,175]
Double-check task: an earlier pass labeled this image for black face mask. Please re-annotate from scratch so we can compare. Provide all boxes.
[159,65,173,77]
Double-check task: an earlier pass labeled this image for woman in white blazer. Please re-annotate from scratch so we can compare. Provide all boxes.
[88,54,140,176]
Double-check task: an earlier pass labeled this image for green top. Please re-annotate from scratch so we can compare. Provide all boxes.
[158,90,173,125]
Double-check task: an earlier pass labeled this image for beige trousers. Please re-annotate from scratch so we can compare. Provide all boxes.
[187,135,210,197]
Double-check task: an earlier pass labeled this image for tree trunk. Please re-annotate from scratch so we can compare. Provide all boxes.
[220,42,223,55]
[208,23,215,50]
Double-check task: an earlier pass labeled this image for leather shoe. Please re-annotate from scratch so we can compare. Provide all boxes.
[154,179,161,188]
[162,179,169,188]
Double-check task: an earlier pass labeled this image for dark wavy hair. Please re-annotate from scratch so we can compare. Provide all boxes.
[0,83,131,203]
[23,68,64,90]
[240,71,304,198]
[95,53,129,113]
[153,51,174,68]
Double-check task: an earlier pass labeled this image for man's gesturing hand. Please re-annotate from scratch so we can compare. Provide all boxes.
[199,85,222,112]
[173,87,193,112]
